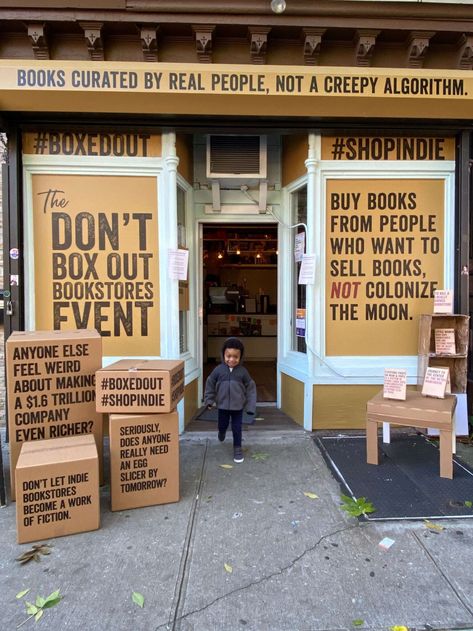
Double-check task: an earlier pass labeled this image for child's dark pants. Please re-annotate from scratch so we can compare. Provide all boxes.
[218,409,243,448]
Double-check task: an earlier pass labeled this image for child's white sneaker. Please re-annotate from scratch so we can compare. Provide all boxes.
[233,447,244,463]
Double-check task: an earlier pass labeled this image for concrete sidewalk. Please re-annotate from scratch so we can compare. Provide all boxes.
[1,430,473,631]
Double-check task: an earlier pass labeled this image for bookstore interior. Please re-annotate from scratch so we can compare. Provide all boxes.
[203,223,278,400]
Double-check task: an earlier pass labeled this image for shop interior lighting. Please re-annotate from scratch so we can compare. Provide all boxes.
[271,0,286,14]
[217,251,223,259]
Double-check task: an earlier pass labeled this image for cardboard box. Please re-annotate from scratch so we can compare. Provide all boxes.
[96,359,184,413]
[15,435,100,543]
[109,412,179,511]
[6,329,103,501]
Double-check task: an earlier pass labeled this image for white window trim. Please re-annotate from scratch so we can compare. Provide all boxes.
[22,155,164,360]
[315,158,456,384]
[177,173,199,382]
[278,175,310,369]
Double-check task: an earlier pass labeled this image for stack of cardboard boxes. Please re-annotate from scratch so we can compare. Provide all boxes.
[6,329,184,543]
[96,359,184,511]
[7,330,103,544]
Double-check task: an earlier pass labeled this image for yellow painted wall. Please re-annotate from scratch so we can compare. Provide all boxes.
[184,378,199,426]
[176,134,193,183]
[281,373,304,426]
[282,134,308,187]
[22,131,161,157]
[312,385,382,430]
[312,385,420,429]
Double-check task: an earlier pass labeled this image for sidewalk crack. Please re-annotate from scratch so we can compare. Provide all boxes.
[412,530,473,619]
[161,439,209,631]
[170,521,358,628]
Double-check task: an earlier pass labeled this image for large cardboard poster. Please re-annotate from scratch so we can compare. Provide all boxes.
[32,174,160,356]
[326,178,444,356]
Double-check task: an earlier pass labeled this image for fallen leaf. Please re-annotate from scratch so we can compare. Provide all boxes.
[16,589,30,600]
[303,492,319,499]
[132,591,145,608]
[42,589,61,608]
[465,500,472,508]
[224,563,233,573]
[251,452,269,461]
[25,602,38,616]
[16,544,52,565]
[424,520,444,532]
[390,626,408,631]
[220,464,233,469]
[352,620,364,627]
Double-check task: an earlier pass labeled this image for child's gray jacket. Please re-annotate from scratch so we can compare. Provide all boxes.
[204,364,257,413]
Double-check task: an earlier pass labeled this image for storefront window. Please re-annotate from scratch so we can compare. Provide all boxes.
[177,186,189,354]
[291,186,307,353]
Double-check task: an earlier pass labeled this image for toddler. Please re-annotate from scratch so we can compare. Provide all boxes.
[204,337,256,463]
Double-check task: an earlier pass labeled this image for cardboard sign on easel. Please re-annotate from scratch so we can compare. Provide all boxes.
[383,369,407,400]
[433,290,454,314]
[421,367,450,398]
[434,328,456,355]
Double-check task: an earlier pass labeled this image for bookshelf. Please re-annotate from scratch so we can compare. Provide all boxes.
[417,314,469,394]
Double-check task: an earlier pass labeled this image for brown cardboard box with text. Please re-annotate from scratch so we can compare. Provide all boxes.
[15,435,100,544]
[96,359,184,414]
[6,329,103,501]
[109,412,179,511]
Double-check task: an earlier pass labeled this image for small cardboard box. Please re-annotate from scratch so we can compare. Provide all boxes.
[15,435,100,544]
[96,359,184,413]
[6,329,103,501]
[109,412,179,511]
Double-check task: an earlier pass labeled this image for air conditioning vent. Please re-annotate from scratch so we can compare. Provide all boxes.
[207,135,267,179]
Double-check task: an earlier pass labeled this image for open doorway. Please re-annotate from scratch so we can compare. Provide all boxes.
[203,223,278,403]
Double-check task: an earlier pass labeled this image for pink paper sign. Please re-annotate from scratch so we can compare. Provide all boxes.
[434,329,456,355]
[383,368,407,400]
[433,290,454,314]
[422,367,450,398]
